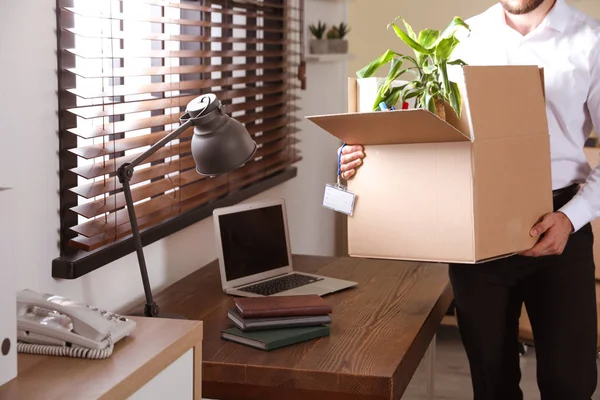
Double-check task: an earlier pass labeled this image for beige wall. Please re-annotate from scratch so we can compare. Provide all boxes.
[348,0,600,76]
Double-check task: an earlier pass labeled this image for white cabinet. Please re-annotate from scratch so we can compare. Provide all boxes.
[0,188,17,387]
[129,350,194,400]
[0,318,203,399]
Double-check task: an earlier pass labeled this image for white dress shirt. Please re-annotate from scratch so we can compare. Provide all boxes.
[451,0,600,232]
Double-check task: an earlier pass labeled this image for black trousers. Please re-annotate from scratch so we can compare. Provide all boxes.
[449,185,598,400]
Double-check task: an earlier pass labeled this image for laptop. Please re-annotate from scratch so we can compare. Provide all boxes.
[212,198,358,297]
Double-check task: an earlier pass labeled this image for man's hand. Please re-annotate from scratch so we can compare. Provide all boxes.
[339,145,365,180]
[519,212,574,257]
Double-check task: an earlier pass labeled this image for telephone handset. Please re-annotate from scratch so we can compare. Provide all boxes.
[16,289,136,359]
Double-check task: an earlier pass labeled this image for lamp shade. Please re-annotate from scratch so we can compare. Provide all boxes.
[180,94,257,176]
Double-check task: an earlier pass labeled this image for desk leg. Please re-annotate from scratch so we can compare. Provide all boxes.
[425,334,436,400]
[403,335,436,399]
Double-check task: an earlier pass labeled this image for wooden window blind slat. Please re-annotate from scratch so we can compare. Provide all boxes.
[117,0,286,14]
[69,155,197,199]
[68,129,193,159]
[67,86,295,119]
[58,0,303,253]
[63,7,291,31]
[68,92,298,120]
[64,48,290,60]
[66,2,297,22]
[66,61,293,80]
[66,73,293,101]
[70,140,192,180]
[68,113,184,139]
[246,116,299,135]
[65,28,292,43]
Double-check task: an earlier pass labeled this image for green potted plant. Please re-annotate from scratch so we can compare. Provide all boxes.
[328,23,350,54]
[356,16,470,120]
[309,21,328,54]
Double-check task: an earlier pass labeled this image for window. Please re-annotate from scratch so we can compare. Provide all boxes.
[53,0,304,278]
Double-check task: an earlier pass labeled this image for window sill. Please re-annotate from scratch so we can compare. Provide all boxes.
[52,167,297,279]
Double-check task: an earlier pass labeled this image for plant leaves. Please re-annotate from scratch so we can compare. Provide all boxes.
[433,16,470,47]
[421,88,431,111]
[418,29,440,49]
[372,84,408,111]
[384,69,415,95]
[381,58,404,93]
[381,57,417,94]
[448,59,467,66]
[403,88,425,100]
[387,57,404,79]
[383,86,406,110]
[422,59,436,74]
[389,22,433,55]
[356,49,397,78]
[448,81,462,118]
[402,18,418,40]
[438,62,451,99]
[435,36,460,61]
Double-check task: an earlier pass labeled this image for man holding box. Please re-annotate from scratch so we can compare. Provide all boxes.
[340,0,600,399]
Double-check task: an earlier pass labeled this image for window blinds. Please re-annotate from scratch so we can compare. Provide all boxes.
[57,0,303,253]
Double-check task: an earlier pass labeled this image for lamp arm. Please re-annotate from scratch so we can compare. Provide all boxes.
[120,175,158,317]
[115,118,193,318]
[123,118,194,174]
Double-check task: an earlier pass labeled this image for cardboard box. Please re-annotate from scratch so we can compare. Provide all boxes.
[307,66,553,264]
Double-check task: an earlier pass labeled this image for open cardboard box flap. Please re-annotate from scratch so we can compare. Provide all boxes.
[306,65,548,144]
[306,109,470,145]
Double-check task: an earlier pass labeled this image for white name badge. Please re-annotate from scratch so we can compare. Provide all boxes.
[322,184,355,216]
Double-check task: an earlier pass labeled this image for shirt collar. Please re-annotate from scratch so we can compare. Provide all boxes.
[493,0,570,33]
[540,0,570,33]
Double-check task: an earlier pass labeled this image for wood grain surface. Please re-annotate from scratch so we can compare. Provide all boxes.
[0,317,203,400]
[135,255,452,400]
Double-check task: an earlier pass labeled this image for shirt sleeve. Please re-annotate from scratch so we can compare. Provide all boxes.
[559,42,600,232]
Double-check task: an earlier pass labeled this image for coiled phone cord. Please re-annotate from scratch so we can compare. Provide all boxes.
[16,337,114,360]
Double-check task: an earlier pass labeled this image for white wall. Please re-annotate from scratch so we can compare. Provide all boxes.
[0,1,348,313]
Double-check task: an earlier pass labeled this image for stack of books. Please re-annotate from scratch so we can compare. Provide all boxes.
[220,294,332,351]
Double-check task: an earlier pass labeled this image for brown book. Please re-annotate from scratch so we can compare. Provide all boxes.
[233,295,332,318]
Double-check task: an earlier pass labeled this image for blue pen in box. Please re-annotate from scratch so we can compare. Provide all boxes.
[378,102,395,111]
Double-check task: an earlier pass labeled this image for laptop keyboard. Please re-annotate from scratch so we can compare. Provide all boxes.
[239,273,324,296]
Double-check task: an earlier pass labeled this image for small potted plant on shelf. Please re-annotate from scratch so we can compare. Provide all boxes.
[356,16,470,120]
[309,21,328,54]
[328,22,350,54]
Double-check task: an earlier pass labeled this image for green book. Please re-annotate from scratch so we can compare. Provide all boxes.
[221,324,330,351]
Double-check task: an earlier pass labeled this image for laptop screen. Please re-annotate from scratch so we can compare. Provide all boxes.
[217,204,290,281]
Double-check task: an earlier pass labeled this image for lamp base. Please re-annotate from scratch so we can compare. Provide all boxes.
[128,311,187,320]
[127,302,187,319]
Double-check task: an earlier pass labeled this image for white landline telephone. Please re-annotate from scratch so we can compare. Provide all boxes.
[16,289,136,359]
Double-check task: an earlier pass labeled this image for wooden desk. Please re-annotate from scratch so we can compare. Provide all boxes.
[0,317,203,400]
[143,255,452,400]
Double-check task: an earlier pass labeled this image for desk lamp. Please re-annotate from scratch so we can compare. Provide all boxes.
[117,94,257,318]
